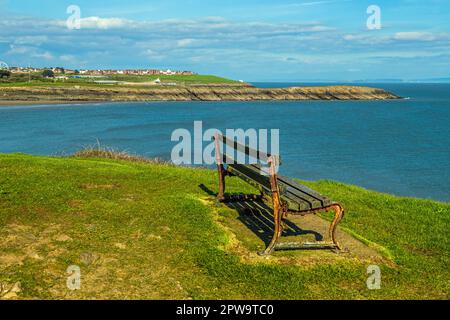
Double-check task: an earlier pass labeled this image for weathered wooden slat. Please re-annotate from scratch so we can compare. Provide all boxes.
[215,133,278,164]
[283,191,321,211]
[228,164,271,192]
[277,175,332,206]
[279,182,331,210]
[227,162,327,211]
[246,163,328,210]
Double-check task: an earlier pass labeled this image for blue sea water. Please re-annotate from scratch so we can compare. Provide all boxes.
[0,83,449,202]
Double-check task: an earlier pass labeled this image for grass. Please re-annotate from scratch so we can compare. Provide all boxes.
[0,74,241,88]
[108,74,240,84]
[73,143,167,164]
[0,153,448,299]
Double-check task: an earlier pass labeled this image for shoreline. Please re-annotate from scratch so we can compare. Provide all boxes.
[0,100,100,106]
[0,97,407,107]
[0,85,402,105]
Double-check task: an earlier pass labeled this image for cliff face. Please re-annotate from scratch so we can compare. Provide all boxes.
[0,85,401,103]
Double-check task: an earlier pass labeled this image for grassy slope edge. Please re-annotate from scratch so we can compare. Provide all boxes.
[0,153,448,299]
[0,74,240,87]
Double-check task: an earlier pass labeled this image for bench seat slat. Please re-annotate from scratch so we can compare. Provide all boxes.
[282,187,322,211]
[227,163,333,212]
[277,177,333,208]
[278,175,330,203]
[227,164,271,193]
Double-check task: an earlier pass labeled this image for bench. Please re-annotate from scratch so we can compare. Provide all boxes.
[213,133,344,255]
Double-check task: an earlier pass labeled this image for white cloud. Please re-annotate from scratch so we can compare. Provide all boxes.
[1,14,449,80]
[177,39,196,47]
[14,36,48,46]
[142,49,166,61]
[52,16,133,29]
[392,31,450,42]
[60,54,76,62]
[6,45,54,60]
[6,45,32,55]
[79,17,132,29]
[32,51,54,60]
[343,34,363,41]
[343,31,450,45]
[393,32,437,41]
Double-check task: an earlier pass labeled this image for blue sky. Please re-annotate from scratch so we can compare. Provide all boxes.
[0,0,449,81]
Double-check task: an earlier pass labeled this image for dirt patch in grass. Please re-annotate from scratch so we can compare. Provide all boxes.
[0,282,22,299]
[0,219,189,299]
[199,197,392,268]
[0,223,68,267]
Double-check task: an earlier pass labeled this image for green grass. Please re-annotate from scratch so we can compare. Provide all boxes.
[0,74,240,88]
[0,153,448,299]
[109,74,240,84]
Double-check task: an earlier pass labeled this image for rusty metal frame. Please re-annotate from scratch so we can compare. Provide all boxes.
[214,132,226,202]
[269,203,345,254]
[213,133,344,255]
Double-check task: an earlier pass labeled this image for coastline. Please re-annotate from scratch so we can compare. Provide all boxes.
[0,85,401,105]
[0,100,100,106]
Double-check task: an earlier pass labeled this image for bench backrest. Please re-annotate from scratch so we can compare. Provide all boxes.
[213,133,280,167]
[214,133,334,212]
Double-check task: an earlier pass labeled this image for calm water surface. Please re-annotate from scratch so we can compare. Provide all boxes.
[0,83,449,202]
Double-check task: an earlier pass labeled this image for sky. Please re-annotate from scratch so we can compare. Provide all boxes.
[0,0,449,81]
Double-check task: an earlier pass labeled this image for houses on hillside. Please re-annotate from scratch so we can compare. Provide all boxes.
[9,67,195,76]
[75,68,194,76]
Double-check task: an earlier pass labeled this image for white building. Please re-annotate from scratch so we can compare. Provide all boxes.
[161,69,176,75]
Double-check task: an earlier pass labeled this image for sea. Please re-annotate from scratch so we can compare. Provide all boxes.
[0,83,449,202]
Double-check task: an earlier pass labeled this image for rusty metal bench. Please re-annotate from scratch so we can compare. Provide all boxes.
[213,133,344,255]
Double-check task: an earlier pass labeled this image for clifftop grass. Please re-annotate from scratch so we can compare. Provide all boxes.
[0,74,240,88]
[0,153,448,299]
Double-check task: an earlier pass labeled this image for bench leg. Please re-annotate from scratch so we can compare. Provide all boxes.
[217,164,226,202]
[258,199,344,254]
[259,200,283,255]
[328,204,344,250]
[260,157,283,256]
[264,204,345,253]
[214,132,227,202]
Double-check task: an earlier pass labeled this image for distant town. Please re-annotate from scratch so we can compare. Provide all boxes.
[8,66,196,76]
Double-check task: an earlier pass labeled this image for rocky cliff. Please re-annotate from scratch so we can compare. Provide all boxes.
[0,84,401,103]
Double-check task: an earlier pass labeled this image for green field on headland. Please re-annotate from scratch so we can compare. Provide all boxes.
[0,73,241,88]
[0,153,448,299]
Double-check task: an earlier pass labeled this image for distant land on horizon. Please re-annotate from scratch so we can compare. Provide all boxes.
[4,65,450,84]
[251,78,450,84]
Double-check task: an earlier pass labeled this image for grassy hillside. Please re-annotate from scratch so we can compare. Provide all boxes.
[0,73,240,88]
[109,74,240,84]
[0,153,448,299]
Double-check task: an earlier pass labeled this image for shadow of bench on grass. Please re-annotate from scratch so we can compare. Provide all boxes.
[199,184,323,247]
